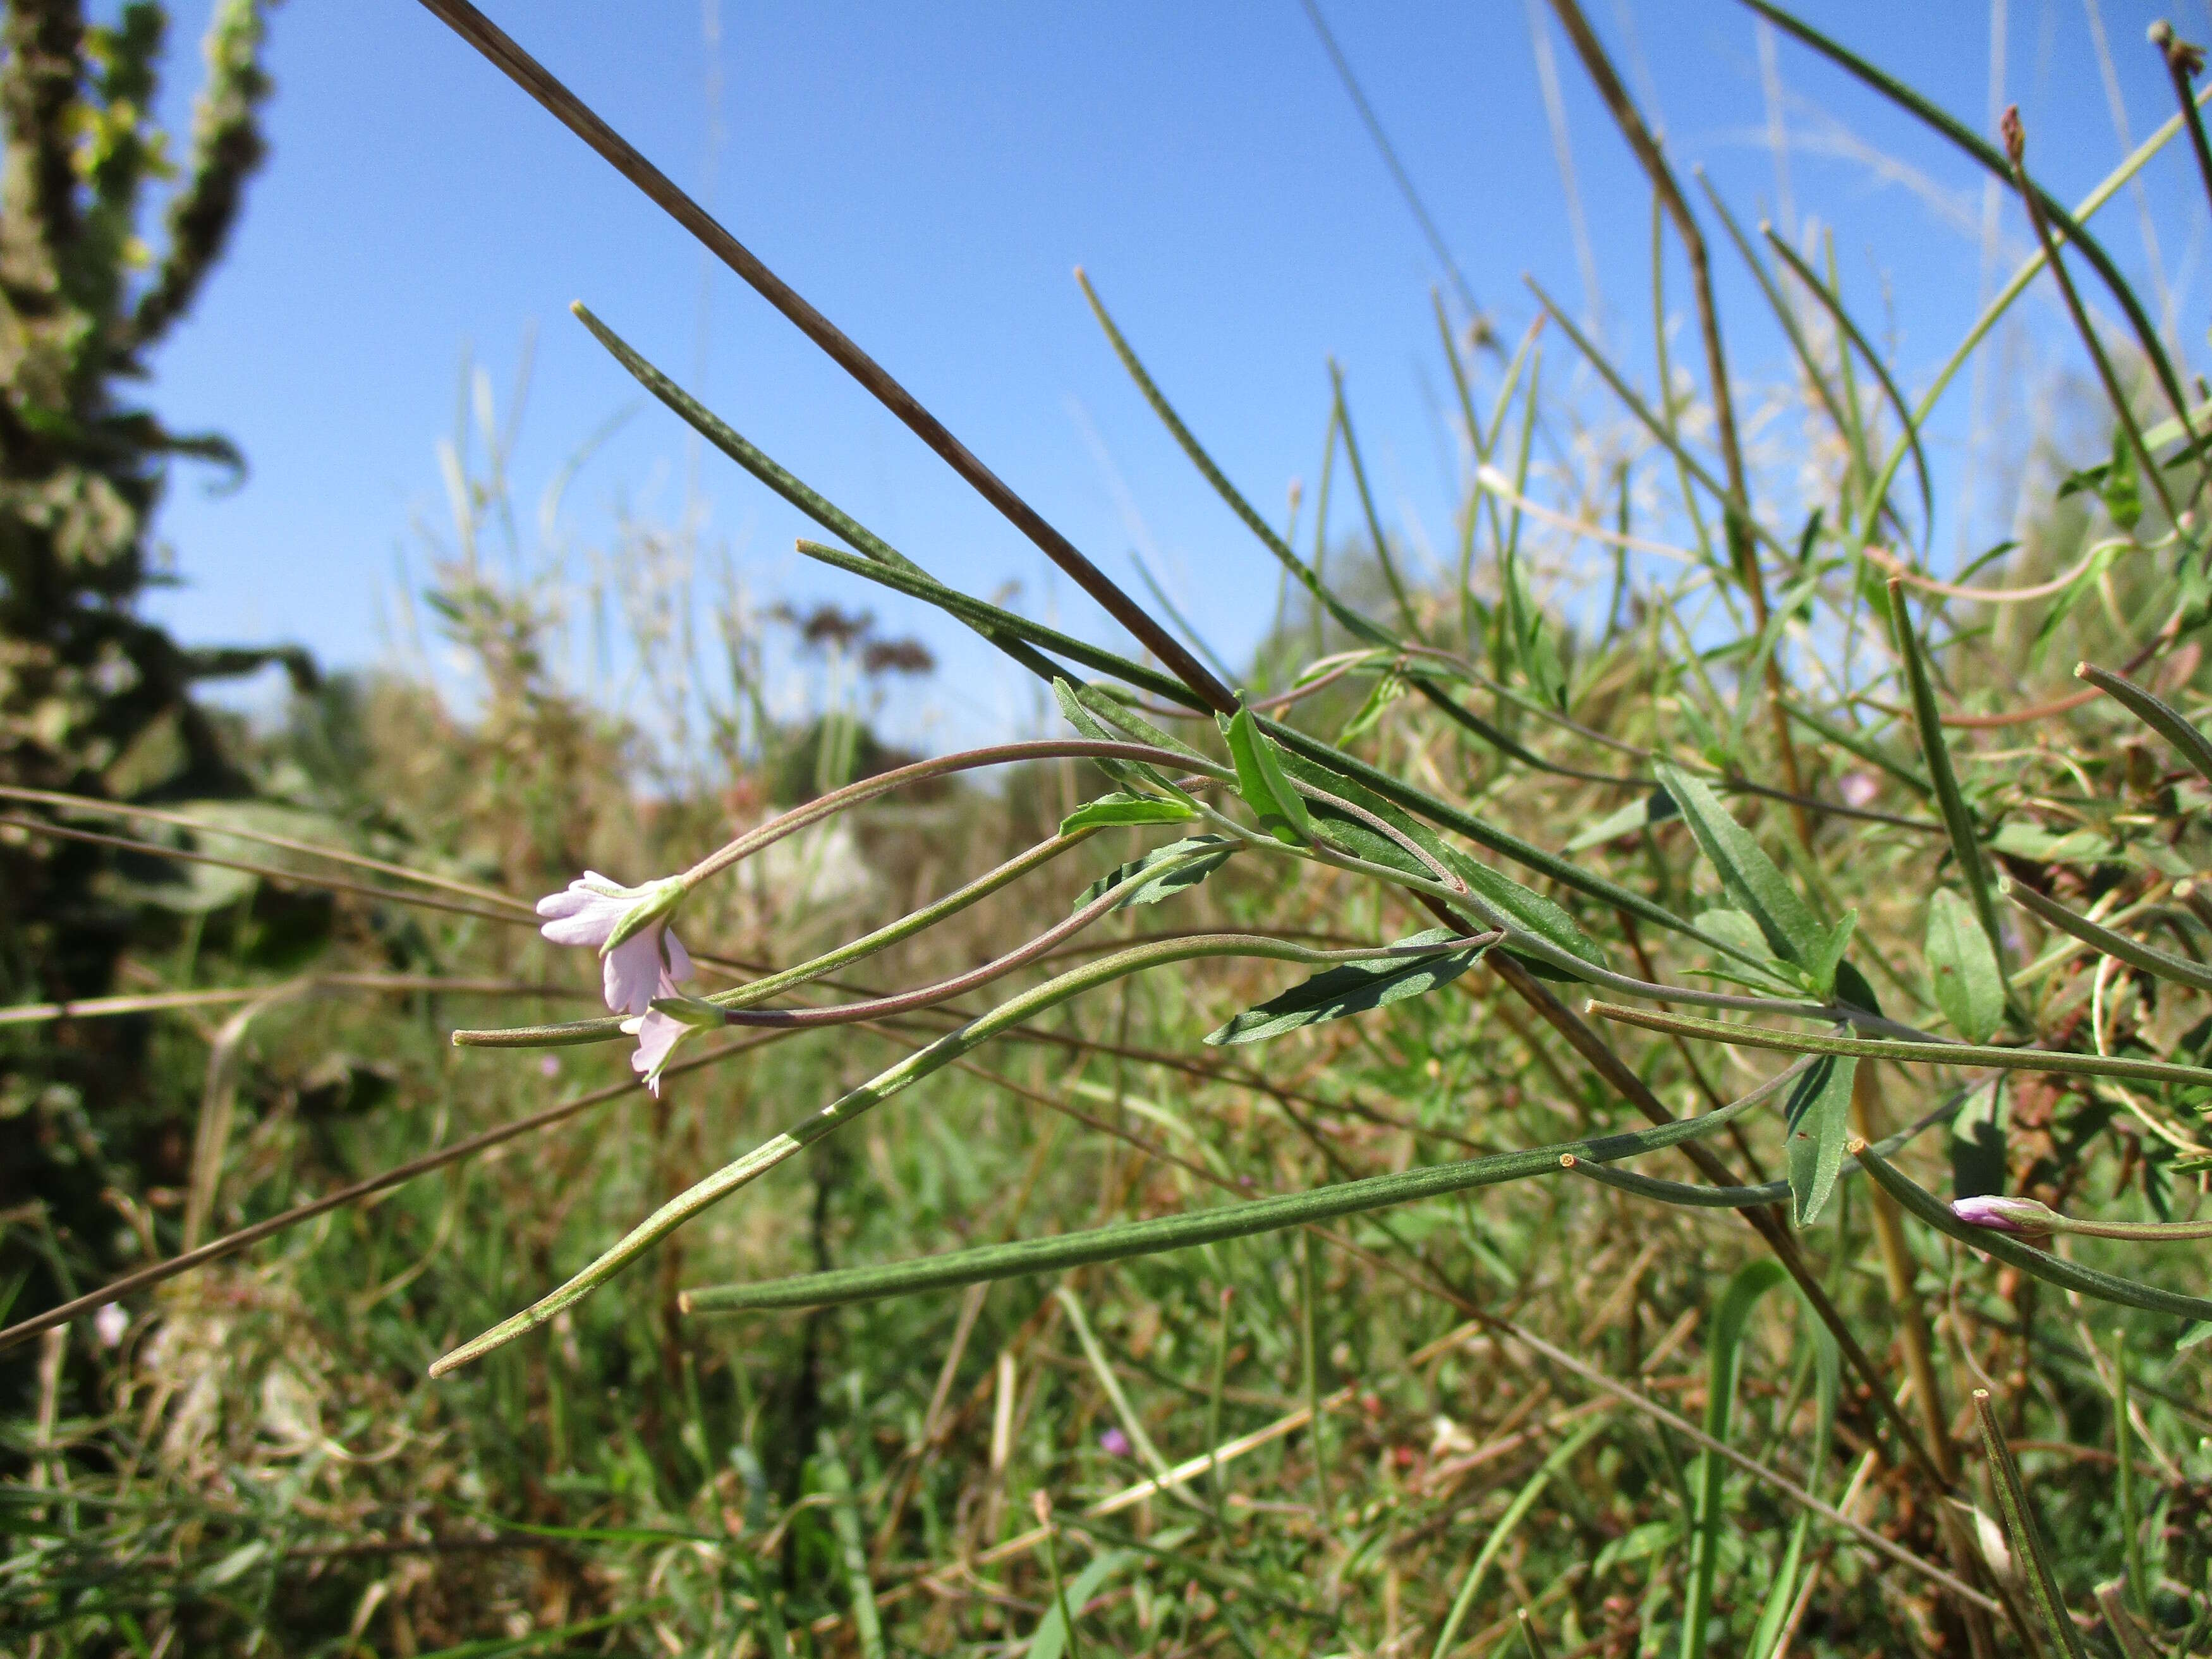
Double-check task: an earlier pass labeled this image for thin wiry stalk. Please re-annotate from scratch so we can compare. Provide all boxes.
[1544,0,1811,829]
[0,1032,794,1355]
[412,0,1237,714]
[2001,107,2184,530]
[430,933,1487,1376]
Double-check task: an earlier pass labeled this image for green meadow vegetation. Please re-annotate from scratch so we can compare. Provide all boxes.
[8,1,2212,1653]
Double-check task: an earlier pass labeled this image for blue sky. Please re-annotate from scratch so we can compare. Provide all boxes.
[135,1,2211,751]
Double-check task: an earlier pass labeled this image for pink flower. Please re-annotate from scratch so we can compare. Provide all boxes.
[93,1303,128,1348]
[1099,1426,1133,1458]
[1838,772,1880,810]
[623,980,693,1098]
[1951,1193,2058,1234]
[536,872,693,1016]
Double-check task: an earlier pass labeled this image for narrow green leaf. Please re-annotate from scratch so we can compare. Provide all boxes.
[794,537,1198,708]
[1269,746,1613,978]
[1504,539,1566,709]
[1887,581,2007,969]
[1430,1416,1613,1659]
[1205,929,1492,1046]
[2078,661,2212,789]
[1059,791,1199,833]
[1926,889,2003,1042]
[1971,1392,2092,1658]
[1221,707,1312,844]
[1682,1260,1790,1659]
[1805,911,1859,1002]
[1028,1549,1133,1659]
[1564,788,1679,853]
[1694,908,1774,964]
[1076,837,1236,913]
[1852,1139,2212,1322]
[1259,714,1713,954]
[1062,676,1208,759]
[687,1076,1789,1315]
[1052,678,1178,793]
[2101,423,2143,530]
[816,1435,887,1659]
[1784,1052,1857,1226]
[1655,762,1825,974]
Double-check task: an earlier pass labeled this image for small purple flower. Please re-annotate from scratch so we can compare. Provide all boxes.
[535,872,693,1017]
[538,1054,562,1079]
[1099,1426,1133,1458]
[93,1303,127,1348]
[623,981,693,1099]
[1838,772,1880,810]
[1951,1193,2059,1235]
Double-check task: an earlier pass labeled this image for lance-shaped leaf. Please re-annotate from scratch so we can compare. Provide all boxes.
[1564,788,1678,853]
[2078,661,2212,791]
[1888,580,2007,968]
[1656,762,1840,987]
[1783,1050,1857,1226]
[1271,746,1610,979]
[1220,707,1312,844]
[1051,678,1194,796]
[1059,791,1199,834]
[1972,1391,2093,1659]
[1076,836,1236,913]
[1926,889,2003,1043]
[1205,929,1493,1046]
[686,1073,1790,1316]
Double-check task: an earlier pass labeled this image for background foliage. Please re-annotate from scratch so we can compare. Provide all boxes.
[7,3,2212,1656]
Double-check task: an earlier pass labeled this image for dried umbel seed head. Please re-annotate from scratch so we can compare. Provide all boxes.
[2152,20,2207,78]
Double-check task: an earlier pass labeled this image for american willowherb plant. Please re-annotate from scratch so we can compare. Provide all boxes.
[14,0,2212,1650]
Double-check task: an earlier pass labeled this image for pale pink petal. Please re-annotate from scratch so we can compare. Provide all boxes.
[602,928,665,1015]
[661,930,693,985]
[540,897,625,949]
[1950,1194,2023,1231]
[535,887,592,920]
[537,875,630,948]
[629,1009,688,1097]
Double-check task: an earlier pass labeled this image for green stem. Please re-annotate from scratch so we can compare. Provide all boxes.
[683,1064,1802,1313]
[1588,1002,2212,1090]
[429,935,1474,1376]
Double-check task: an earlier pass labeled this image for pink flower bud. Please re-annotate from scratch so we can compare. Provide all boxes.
[1950,1193,2059,1234]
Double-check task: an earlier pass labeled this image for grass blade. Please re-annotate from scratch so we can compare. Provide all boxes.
[1887,580,2007,975]
[1744,0,2197,443]
[1762,226,1933,535]
[817,1434,887,1659]
[1681,1260,1789,1659]
[1972,1390,2091,1658]
[1430,1415,1613,1659]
